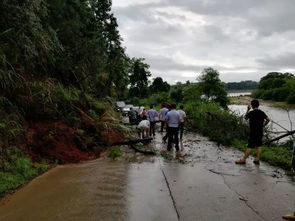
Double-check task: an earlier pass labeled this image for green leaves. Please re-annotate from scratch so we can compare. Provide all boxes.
[198,67,229,108]
[252,72,295,104]
[129,58,151,98]
[107,146,123,160]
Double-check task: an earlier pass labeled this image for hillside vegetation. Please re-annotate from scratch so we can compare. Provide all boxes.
[0,0,134,196]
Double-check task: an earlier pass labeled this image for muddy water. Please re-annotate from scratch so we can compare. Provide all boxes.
[0,132,295,221]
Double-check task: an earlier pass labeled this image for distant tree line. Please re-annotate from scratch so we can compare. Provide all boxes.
[252,72,295,104]
[136,67,229,109]
[225,81,258,91]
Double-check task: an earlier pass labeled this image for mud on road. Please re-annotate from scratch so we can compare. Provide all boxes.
[0,132,294,221]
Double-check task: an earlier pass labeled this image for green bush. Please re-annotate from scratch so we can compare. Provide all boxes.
[0,147,49,196]
[139,92,169,107]
[261,90,273,100]
[261,146,292,169]
[272,87,290,101]
[251,89,264,98]
[287,91,295,104]
[107,146,123,160]
[170,88,183,103]
[186,101,248,146]
[182,85,201,102]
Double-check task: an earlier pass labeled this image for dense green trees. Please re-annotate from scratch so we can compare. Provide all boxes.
[128,58,151,98]
[0,0,130,99]
[139,67,228,108]
[150,77,170,93]
[252,72,295,104]
[226,80,258,91]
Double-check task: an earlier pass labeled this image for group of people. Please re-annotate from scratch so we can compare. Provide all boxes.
[137,103,187,152]
[136,99,270,165]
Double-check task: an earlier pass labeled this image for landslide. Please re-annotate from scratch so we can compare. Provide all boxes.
[0,79,128,196]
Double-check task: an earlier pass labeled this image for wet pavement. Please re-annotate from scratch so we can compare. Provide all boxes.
[0,132,295,221]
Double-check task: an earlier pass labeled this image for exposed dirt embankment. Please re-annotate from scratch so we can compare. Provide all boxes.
[26,121,95,164]
[26,119,125,164]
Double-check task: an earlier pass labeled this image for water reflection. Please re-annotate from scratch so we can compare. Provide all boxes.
[227,92,252,97]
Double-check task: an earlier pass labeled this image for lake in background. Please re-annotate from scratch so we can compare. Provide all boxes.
[227,91,252,97]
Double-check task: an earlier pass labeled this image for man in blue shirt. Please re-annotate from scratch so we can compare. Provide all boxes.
[147,105,159,136]
[165,103,180,151]
[159,103,169,132]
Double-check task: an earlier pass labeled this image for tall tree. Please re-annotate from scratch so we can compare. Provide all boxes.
[129,58,151,98]
[150,77,170,93]
[198,67,228,108]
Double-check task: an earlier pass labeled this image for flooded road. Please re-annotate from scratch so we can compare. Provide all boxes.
[0,132,295,221]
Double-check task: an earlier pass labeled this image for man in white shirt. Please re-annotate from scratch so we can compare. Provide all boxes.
[178,105,187,140]
[147,105,159,136]
[137,115,150,138]
[159,103,169,132]
[165,104,180,151]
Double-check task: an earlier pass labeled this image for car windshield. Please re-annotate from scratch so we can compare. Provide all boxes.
[125,105,133,108]
[116,101,125,107]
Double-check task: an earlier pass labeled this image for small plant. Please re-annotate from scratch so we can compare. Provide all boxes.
[161,151,173,161]
[134,143,157,154]
[178,158,188,164]
[107,146,123,160]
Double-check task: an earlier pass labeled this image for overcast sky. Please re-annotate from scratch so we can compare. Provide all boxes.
[112,0,295,83]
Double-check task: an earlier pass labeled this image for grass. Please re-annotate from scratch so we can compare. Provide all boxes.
[232,139,293,169]
[160,152,173,161]
[0,148,49,196]
[261,145,292,169]
[107,146,123,160]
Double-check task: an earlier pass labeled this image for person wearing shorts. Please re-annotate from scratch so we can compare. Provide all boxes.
[236,99,270,165]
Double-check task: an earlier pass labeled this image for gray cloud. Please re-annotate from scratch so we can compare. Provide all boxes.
[113,0,295,83]
[257,53,295,69]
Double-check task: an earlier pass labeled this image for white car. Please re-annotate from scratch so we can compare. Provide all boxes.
[115,101,126,112]
[122,104,134,116]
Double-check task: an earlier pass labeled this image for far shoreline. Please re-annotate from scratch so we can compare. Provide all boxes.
[229,95,295,110]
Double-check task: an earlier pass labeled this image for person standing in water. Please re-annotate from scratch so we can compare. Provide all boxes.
[235,99,270,165]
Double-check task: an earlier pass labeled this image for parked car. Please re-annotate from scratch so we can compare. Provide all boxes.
[122,104,134,116]
[115,101,126,112]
